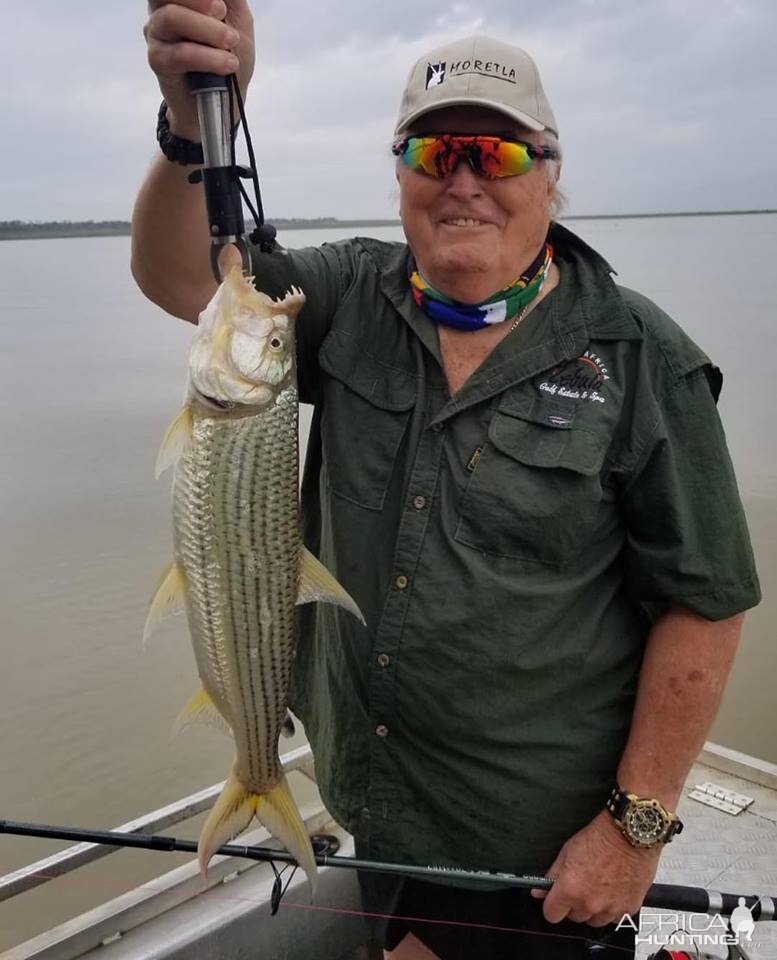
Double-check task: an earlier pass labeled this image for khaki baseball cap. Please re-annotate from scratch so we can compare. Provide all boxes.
[395,35,558,137]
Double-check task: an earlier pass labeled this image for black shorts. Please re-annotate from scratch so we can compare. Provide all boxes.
[358,871,636,959]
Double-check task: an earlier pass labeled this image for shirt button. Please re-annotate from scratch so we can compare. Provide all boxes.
[375,724,389,738]
[413,495,427,510]
[377,653,390,668]
[361,806,370,819]
[395,575,409,590]
[431,422,444,433]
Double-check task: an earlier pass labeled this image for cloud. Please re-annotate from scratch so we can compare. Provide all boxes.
[1,0,775,219]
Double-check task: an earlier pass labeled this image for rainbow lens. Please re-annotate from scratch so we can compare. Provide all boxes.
[400,137,452,177]
[481,138,534,177]
[394,136,536,179]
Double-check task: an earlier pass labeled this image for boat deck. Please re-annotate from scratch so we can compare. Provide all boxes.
[638,746,777,958]
[1,742,776,959]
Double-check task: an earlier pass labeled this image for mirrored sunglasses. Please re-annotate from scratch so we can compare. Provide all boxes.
[391,134,559,180]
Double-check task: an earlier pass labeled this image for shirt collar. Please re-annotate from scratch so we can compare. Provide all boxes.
[356,222,642,418]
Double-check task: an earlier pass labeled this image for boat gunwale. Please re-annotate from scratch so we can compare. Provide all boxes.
[0,745,316,904]
[699,742,777,791]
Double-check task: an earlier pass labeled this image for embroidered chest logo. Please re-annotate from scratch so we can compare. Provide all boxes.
[536,350,611,405]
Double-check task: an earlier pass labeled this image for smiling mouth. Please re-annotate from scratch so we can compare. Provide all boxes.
[439,217,492,228]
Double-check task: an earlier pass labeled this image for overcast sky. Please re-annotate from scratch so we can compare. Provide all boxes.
[2,0,776,221]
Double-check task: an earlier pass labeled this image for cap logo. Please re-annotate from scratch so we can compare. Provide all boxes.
[442,59,517,85]
[424,59,517,92]
[426,62,446,89]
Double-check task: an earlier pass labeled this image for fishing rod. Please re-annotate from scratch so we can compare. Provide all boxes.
[187,69,277,283]
[1,818,775,922]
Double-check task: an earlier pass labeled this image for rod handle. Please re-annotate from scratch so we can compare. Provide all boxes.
[645,883,774,920]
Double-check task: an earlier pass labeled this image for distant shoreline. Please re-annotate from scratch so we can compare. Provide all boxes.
[1,209,775,241]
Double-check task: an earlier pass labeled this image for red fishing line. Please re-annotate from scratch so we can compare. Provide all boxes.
[12,868,635,953]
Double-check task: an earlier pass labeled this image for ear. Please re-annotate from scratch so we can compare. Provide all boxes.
[395,163,406,217]
[546,163,562,210]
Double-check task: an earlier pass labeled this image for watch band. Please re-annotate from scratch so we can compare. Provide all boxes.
[156,100,205,166]
[606,786,632,819]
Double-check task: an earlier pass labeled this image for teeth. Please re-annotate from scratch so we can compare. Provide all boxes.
[443,218,486,227]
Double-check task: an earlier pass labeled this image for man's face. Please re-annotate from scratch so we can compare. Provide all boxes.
[397,106,559,302]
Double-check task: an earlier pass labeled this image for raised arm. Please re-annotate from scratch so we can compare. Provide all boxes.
[131,0,256,322]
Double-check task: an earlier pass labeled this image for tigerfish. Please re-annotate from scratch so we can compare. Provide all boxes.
[144,268,363,890]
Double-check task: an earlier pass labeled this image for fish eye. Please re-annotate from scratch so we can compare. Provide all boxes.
[268,335,284,351]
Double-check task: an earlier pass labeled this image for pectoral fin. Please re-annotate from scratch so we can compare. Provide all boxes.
[172,686,232,738]
[155,405,193,478]
[143,562,187,645]
[297,548,365,624]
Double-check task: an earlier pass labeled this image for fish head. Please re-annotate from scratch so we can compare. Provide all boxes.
[190,268,305,408]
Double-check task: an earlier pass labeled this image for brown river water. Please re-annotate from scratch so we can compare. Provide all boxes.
[0,216,775,950]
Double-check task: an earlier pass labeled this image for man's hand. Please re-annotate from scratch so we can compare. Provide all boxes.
[530,810,660,927]
[144,0,256,139]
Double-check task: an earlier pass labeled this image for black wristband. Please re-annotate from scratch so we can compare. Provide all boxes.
[156,100,204,166]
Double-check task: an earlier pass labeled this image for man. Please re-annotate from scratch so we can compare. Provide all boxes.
[135,4,761,958]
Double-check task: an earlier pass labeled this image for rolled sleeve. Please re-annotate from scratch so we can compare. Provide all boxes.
[621,365,761,621]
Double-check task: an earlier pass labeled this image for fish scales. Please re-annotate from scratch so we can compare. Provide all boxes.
[147,270,363,890]
[174,390,299,790]
[173,418,233,715]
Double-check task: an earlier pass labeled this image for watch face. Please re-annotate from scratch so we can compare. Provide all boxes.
[624,801,668,844]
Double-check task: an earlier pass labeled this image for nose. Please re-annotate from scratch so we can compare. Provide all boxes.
[443,160,485,199]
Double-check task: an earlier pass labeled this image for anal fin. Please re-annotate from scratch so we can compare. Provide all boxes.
[173,686,232,738]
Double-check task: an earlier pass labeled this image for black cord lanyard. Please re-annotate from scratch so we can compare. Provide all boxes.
[187,70,276,280]
[226,73,276,252]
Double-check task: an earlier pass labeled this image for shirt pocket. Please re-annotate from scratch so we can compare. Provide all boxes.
[319,329,417,510]
[454,410,608,564]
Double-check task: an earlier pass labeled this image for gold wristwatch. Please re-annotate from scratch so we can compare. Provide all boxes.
[605,786,684,848]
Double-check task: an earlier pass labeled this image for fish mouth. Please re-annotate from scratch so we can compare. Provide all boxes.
[188,388,235,412]
[190,390,270,419]
[199,395,233,410]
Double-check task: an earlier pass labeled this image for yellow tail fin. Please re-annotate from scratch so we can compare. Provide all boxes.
[198,768,317,894]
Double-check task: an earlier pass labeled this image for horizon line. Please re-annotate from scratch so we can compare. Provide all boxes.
[1,208,775,241]
[1,208,776,226]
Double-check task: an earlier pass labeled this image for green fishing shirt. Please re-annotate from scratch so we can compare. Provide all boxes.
[250,222,760,876]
